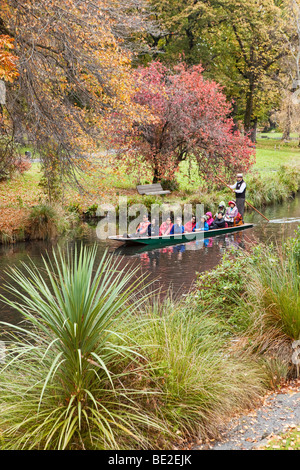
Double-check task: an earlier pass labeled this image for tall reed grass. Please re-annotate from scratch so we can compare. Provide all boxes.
[27,203,76,240]
[128,297,266,441]
[220,236,300,381]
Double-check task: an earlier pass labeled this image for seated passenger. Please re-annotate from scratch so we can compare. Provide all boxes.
[214,201,226,218]
[194,215,209,232]
[210,212,226,229]
[184,215,196,233]
[136,214,150,236]
[159,216,173,236]
[148,218,160,236]
[233,212,244,226]
[205,212,214,227]
[224,201,238,227]
[170,217,185,234]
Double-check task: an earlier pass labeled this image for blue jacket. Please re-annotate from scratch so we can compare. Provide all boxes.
[194,221,209,231]
[170,224,184,234]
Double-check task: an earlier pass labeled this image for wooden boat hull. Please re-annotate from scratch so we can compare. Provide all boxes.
[108,223,253,247]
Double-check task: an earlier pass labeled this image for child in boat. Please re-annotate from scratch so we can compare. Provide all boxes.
[205,212,214,227]
[210,212,226,229]
[159,216,173,236]
[224,201,238,227]
[214,201,226,218]
[233,212,244,226]
[148,218,160,236]
[170,217,185,234]
[194,215,209,231]
[184,215,196,232]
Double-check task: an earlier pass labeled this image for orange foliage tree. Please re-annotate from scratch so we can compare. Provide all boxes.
[0,0,153,189]
[0,33,20,179]
[0,34,19,82]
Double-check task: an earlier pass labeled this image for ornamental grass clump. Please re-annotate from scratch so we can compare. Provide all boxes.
[232,238,300,380]
[244,243,300,342]
[0,245,168,450]
[131,297,267,441]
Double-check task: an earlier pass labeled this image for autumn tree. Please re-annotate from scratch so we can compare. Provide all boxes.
[0,34,18,82]
[114,61,255,184]
[144,0,291,141]
[0,34,19,179]
[276,0,300,143]
[0,0,154,189]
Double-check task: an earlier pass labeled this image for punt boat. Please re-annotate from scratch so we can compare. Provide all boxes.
[108,223,254,247]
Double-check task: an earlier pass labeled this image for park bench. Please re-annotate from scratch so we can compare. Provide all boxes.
[136,183,171,197]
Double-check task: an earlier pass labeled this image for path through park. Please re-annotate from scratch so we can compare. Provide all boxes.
[192,379,300,450]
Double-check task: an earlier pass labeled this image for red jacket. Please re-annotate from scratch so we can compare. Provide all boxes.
[184,221,196,232]
[159,221,173,236]
[136,221,150,235]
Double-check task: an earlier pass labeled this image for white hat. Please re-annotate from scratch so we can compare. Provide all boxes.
[236,173,243,178]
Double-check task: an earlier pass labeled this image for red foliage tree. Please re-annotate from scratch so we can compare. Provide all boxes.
[114,61,256,184]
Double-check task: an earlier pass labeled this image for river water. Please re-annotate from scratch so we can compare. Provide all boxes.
[1,195,300,326]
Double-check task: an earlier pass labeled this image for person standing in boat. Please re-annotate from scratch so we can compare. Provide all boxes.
[229,173,246,218]
[170,217,185,234]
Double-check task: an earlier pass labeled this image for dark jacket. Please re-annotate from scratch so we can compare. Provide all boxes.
[210,217,226,229]
[148,224,159,236]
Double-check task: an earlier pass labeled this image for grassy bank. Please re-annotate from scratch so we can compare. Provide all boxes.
[1,132,300,243]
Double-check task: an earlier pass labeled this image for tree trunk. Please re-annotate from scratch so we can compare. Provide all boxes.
[244,79,257,143]
[0,104,4,134]
[249,118,257,143]
[230,99,239,133]
[282,97,292,141]
[152,164,159,183]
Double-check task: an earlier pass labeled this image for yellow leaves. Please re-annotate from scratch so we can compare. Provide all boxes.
[0,35,19,82]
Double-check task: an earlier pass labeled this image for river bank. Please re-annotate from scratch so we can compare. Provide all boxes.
[1,135,300,244]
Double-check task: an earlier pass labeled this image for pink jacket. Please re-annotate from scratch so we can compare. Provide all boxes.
[136,221,150,235]
[205,212,214,226]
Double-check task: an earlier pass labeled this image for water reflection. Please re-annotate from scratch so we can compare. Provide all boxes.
[112,231,250,298]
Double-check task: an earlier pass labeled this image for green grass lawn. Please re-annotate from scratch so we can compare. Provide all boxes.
[254,134,300,173]
[5,132,300,212]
